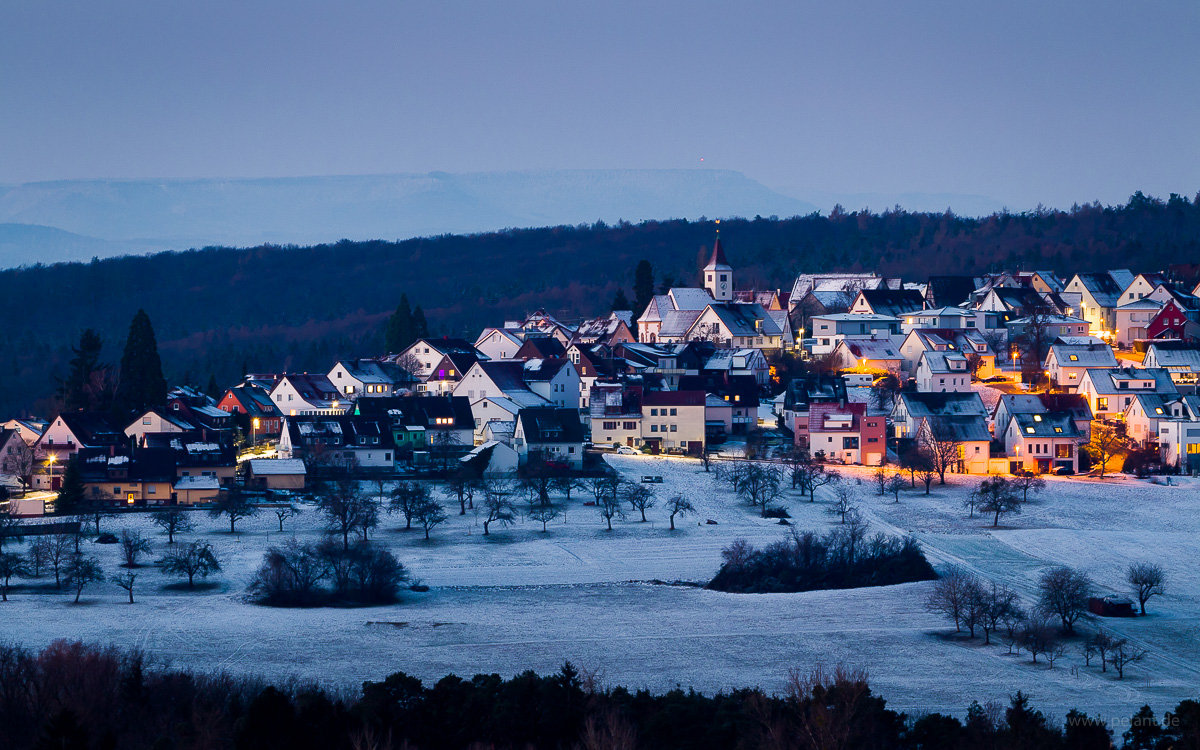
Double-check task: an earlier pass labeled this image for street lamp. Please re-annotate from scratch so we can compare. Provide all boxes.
[46,453,56,490]
[252,417,260,447]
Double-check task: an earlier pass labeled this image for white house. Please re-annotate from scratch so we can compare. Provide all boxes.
[327,359,412,399]
[474,328,525,361]
[915,351,971,393]
[1075,367,1178,421]
[512,408,585,468]
[1001,412,1082,474]
[808,314,901,356]
[269,374,346,416]
[1113,300,1164,346]
[1142,344,1200,389]
[1044,343,1118,390]
[123,410,194,441]
[1063,271,1135,334]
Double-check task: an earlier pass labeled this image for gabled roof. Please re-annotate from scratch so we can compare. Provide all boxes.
[249,458,306,475]
[1011,412,1081,439]
[807,290,855,309]
[1082,367,1178,395]
[521,357,570,382]
[516,408,585,444]
[918,351,968,373]
[922,415,991,443]
[840,339,902,360]
[643,390,708,407]
[1048,344,1118,368]
[809,401,867,433]
[354,396,474,426]
[658,309,705,338]
[1144,344,1200,372]
[856,289,925,317]
[1071,272,1127,307]
[925,276,979,308]
[896,391,988,419]
[668,287,716,311]
[516,337,566,359]
[223,382,282,417]
[701,303,783,337]
[990,287,1047,312]
[49,412,125,447]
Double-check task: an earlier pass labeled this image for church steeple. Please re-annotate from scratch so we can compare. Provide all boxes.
[703,221,733,301]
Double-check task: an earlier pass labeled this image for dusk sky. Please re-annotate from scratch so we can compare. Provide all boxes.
[3,0,1197,209]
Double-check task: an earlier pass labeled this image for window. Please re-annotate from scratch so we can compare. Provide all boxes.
[1097,398,1108,410]
[143,416,152,425]
[603,421,617,430]
[650,408,658,416]
[384,452,391,461]
[670,424,677,432]
[670,408,677,416]
[842,437,859,449]
[650,425,658,433]
[1033,414,1042,422]
[148,485,156,494]
[1069,354,1078,361]
[1188,444,1200,454]
[113,486,121,495]
[1026,426,1035,434]
[623,421,637,430]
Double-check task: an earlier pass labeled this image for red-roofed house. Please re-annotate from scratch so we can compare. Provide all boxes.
[808,402,886,466]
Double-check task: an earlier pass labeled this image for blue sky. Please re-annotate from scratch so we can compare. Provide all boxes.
[2,0,1197,209]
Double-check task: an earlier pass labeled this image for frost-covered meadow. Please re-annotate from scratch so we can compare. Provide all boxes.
[3,455,1199,720]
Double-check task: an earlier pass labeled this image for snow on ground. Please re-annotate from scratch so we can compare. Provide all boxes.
[2,455,1199,720]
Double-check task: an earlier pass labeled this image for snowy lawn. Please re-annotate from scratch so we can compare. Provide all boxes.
[2,454,1198,719]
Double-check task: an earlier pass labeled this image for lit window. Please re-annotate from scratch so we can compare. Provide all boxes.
[1033,415,1042,422]
[1026,427,1035,434]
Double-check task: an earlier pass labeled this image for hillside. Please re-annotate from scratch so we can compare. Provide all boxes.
[1,191,1197,417]
[0,169,816,262]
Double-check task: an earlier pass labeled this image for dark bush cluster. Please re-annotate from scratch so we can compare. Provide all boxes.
[708,527,936,593]
[248,539,408,606]
[5,640,1200,749]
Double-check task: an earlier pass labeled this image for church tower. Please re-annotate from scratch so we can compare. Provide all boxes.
[703,224,733,301]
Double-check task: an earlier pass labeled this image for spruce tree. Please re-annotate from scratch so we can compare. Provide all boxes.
[633,260,655,317]
[113,309,168,416]
[384,295,415,353]
[206,373,221,400]
[611,289,632,311]
[55,458,86,516]
[412,305,430,339]
[59,329,104,411]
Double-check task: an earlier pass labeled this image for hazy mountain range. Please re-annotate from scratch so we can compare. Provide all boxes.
[0,169,1008,269]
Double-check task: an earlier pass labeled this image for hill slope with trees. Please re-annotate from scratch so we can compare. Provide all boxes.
[1,191,1197,416]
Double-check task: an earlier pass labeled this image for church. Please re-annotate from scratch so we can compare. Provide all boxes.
[635,230,791,350]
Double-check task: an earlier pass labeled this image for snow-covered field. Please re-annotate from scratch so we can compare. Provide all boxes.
[4,456,1199,720]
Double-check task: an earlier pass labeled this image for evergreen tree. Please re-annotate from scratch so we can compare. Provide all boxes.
[412,305,430,339]
[206,373,221,400]
[611,289,631,311]
[113,310,167,416]
[384,295,415,353]
[59,329,105,411]
[55,458,86,516]
[633,260,655,316]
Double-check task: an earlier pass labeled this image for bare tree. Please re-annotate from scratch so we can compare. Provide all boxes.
[161,541,221,588]
[1019,617,1058,664]
[597,494,625,531]
[872,466,889,497]
[1,439,36,496]
[111,570,137,603]
[792,458,838,501]
[411,496,448,540]
[527,504,562,532]
[318,480,373,550]
[478,479,517,535]
[64,553,103,603]
[1000,605,1027,655]
[26,536,51,577]
[622,483,656,521]
[978,581,1022,646]
[152,507,194,544]
[925,565,978,633]
[827,482,858,524]
[119,528,152,567]
[550,475,583,502]
[0,552,29,601]
[272,504,299,531]
[918,419,960,484]
[1126,562,1166,615]
[388,481,431,531]
[1089,630,1118,673]
[1108,639,1147,679]
[1037,565,1093,633]
[588,474,622,507]
[47,533,73,588]
[916,461,937,495]
[665,495,695,530]
[883,471,906,503]
[443,470,479,515]
[971,476,1022,527]
[1011,472,1046,503]
[737,464,786,517]
[1044,640,1067,668]
[0,509,21,552]
[208,488,259,534]
[1089,422,1124,478]
[430,429,462,471]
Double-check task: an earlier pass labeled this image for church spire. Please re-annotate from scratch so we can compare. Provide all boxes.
[703,220,733,301]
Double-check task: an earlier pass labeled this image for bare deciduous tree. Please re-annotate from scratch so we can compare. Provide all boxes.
[597,494,625,531]
[26,536,51,577]
[119,528,152,567]
[918,419,960,484]
[161,541,221,588]
[1037,565,1092,634]
[208,488,259,534]
[827,482,858,524]
[971,476,1022,527]
[388,481,431,531]
[622,483,656,521]
[1108,639,1147,679]
[318,480,374,550]
[1019,617,1058,664]
[64,553,103,603]
[527,504,562,532]
[737,464,786,517]
[478,479,517,536]
[411,497,448,540]
[1089,422,1124,478]
[152,507,194,544]
[665,495,695,530]
[925,565,978,633]
[0,552,29,601]
[1,439,36,497]
[111,570,137,604]
[1011,472,1046,503]
[272,504,299,531]
[1126,561,1166,615]
[47,533,73,588]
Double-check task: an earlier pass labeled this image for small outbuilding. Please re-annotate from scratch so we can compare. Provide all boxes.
[245,459,307,490]
[1088,596,1135,617]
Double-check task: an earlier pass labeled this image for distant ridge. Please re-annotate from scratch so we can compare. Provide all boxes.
[0,169,817,266]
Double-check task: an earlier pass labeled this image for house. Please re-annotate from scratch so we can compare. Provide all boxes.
[1113,300,1165,346]
[924,276,980,309]
[702,348,770,386]
[1146,298,1200,342]
[733,289,787,310]
[848,289,926,318]
[167,386,233,432]
[454,359,580,410]
[900,307,983,333]
[781,374,849,450]
[807,314,900,356]
[514,336,568,361]
[638,288,712,343]
[915,351,971,393]
[678,373,758,434]
[673,303,784,349]
[458,440,519,476]
[217,380,284,440]
[269,374,346,416]
[891,392,989,439]
[1123,393,1174,446]
[831,338,904,374]
[513,408,585,467]
[418,350,483,397]
[898,329,994,378]
[159,437,237,486]
[173,475,222,506]
[573,312,636,346]
[914,415,991,474]
[992,393,1092,442]
[473,328,525,361]
[1155,396,1200,471]
[1,418,46,446]
[124,409,196,442]
[1076,367,1178,421]
[1045,343,1118,390]
[327,359,414,399]
[789,273,894,302]
[807,402,886,466]
[277,415,396,470]
[1005,315,1091,356]
[79,447,177,507]
[639,390,708,454]
[1142,342,1200,389]
[520,358,582,409]
[1001,412,1082,474]
[468,396,530,444]
[1063,271,1135,334]
[1030,271,1065,294]
[511,309,576,344]
[245,458,306,490]
[789,289,854,344]
[977,287,1049,319]
[589,383,646,448]
[36,412,126,487]
[1119,273,1166,305]
[566,343,618,408]
[354,396,475,459]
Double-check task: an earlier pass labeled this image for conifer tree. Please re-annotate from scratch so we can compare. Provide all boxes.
[206,373,221,400]
[55,458,86,516]
[59,329,106,411]
[384,295,415,353]
[633,260,655,317]
[412,305,430,339]
[611,289,631,311]
[113,310,167,416]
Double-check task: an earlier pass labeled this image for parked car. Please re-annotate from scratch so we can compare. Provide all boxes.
[614,445,638,455]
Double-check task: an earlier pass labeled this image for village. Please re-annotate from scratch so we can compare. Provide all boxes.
[3,234,1199,513]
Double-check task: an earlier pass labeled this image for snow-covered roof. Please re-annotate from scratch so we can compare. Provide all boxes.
[667,287,715,311]
[174,475,221,490]
[248,458,306,475]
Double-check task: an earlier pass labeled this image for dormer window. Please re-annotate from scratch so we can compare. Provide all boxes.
[1069,355,1078,361]
[1033,415,1042,422]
